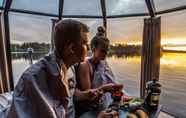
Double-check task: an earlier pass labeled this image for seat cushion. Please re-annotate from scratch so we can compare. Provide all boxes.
[0,92,13,112]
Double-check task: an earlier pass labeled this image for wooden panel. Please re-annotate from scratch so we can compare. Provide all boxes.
[141,17,161,98]
[0,12,9,93]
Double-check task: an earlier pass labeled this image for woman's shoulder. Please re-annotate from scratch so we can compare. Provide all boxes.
[79,59,89,71]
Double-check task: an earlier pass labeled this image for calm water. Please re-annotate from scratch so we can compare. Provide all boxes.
[12,52,186,117]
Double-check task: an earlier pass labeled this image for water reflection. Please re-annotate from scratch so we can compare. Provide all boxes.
[11,52,47,60]
[160,52,186,67]
[107,52,186,117]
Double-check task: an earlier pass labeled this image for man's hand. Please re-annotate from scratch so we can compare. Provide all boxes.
[99,83,123,93]
[97,109,119,118]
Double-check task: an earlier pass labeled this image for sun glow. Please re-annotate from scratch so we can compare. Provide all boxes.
[111,41,142,46]
[163,46,186,51]
[161,38,186,45]
[160,52,186,67]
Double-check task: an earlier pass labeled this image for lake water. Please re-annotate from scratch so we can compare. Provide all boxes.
[11,52,186,117]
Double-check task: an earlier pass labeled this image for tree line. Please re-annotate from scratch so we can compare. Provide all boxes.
[11,42,50,53]
[11,42,143,56]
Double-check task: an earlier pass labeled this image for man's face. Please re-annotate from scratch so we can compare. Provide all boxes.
[73,31,88,62]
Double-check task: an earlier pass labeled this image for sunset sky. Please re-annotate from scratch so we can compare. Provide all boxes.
[6,0,186,50]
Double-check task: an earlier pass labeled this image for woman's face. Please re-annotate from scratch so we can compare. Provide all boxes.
[94,46,108,60]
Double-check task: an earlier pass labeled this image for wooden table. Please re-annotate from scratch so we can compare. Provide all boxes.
[80,105,162,118]
[119,105,162,118]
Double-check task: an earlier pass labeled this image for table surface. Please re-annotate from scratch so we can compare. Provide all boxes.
[80,105,162,118]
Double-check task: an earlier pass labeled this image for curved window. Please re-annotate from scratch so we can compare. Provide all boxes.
[155,0,186,12]
[63,0,102,16]
[160,10,186,118]
[107,17,144,97]
[0,0,3,7]
[106,0,148,16]
[9,13,52,85]
[11,0,58,14]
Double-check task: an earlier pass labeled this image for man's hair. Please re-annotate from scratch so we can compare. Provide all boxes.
[54,19,89,54]
[90,26,109,50]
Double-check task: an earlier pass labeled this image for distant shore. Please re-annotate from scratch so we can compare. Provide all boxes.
[162,49,186,53]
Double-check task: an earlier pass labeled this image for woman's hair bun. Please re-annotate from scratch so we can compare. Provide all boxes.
[90,26,109,50]
[97,26,105,36]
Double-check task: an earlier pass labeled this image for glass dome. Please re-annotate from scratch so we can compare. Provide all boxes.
[0,0,3,7]
[1,1,186,118]
[0,0,185,18]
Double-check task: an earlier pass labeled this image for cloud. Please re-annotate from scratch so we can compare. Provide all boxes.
[63,0,101,15]
[8,1,186,45]
[154,0,186,11]
[107,0,147,15]
[11,0,58,14]
[9,13,52,44]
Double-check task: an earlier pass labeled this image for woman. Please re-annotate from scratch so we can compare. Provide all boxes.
[77,26,115,90]
[73,27,121,117]
[75,26,132,117]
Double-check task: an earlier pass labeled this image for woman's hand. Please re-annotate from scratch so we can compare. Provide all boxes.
[99,83,123,93]
[121,95,133,102]
[74,89,98,101]
[97,109,119,118]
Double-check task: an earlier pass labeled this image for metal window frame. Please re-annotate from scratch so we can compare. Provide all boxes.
[145,0,156,17]
[100,0,107,33]
[0,6,185,19]
[58,0,64,20]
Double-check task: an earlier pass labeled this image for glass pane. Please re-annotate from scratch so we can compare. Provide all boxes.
[9,13,52,85]
[11,0,58,14]
[106,0,148,16]
[155,0,186,11]
[70,18,142,97]
[0,0,3,6]
[160,10,186,118]
[107,18,144,97]
[63,0,102,16]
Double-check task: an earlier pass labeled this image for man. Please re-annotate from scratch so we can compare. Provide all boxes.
[4,19,120,118]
